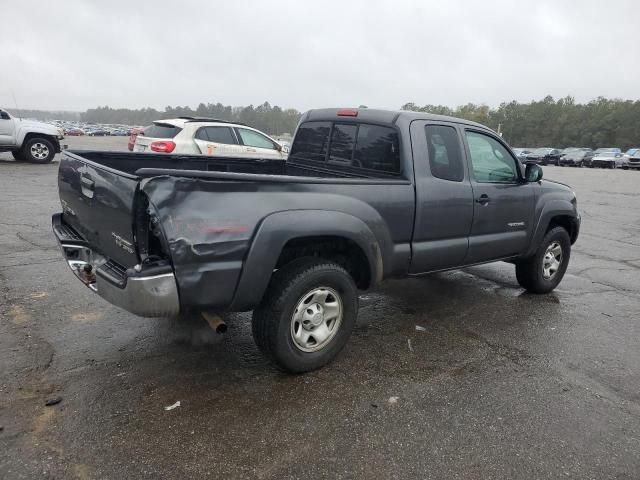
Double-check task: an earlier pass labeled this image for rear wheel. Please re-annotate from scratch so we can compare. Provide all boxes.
[23,137,56,163]
[516,227,571,294]
[252,258,358,373]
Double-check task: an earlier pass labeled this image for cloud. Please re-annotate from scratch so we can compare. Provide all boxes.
[1,0,638,111]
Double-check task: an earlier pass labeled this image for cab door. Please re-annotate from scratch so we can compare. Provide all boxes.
[193,126,246,158]
[409,120,474,273]
[235,127,286,160]
[463,129,536,263]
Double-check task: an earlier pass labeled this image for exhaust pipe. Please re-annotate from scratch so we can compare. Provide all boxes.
[202,312,227,334]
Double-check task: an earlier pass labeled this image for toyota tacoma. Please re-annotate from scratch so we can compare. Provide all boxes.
[52,108,580,372]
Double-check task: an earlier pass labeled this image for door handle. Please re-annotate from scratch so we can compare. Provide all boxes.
[476,194,490,205]
[80,175,95,198]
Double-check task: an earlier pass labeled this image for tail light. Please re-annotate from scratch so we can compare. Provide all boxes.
[150,141,176,153]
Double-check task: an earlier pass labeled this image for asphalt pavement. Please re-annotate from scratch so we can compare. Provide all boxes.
[1,139,639,479]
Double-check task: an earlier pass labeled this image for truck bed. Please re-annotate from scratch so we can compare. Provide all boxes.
[69,150,388,181]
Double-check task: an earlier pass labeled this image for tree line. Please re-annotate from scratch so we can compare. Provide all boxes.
[402,96,640,150]
[81,102,301,136]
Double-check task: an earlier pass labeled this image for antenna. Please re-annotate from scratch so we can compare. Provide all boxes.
[11,91,21,120]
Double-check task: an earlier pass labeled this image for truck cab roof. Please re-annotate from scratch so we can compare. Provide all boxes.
[301,107,493,132]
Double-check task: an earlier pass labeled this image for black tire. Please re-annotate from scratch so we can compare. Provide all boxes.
[11,149,26,161]
[252,257,358,373]
[23,137,56,163]
[515,227,571,294]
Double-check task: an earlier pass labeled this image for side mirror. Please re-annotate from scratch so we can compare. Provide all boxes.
[525,163,543,182]
[274,143,282,152]
[0,111,10,120]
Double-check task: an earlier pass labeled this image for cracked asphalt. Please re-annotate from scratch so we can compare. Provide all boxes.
[1,138,639,479]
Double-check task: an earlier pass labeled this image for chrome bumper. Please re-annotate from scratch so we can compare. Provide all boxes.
[97,271,180,317]
[52,214,180,317]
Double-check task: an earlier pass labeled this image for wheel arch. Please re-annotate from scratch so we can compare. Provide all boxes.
[22,132,61,153]
[228,210,385,311]
[523,201,580,258]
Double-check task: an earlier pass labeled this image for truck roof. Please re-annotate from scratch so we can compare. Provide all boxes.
[302,107,493,131]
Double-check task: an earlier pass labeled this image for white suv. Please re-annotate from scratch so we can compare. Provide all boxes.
[133,117,288,160]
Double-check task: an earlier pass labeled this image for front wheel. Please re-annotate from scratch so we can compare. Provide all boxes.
[252,258,358,373]
[515,227,571,294]
[23,137,56,163]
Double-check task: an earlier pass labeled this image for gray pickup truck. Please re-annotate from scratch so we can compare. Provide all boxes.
[52,108,580,372]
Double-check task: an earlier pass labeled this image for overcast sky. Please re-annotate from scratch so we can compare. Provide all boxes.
[1,0,638,112]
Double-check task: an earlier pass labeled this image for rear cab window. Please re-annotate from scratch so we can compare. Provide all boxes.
[289,122,331,162]
[141,123,182,138]
[425,125,464,182]
[290,121,401,175]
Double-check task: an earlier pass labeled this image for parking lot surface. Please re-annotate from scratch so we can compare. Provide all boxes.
[1,139,639,479]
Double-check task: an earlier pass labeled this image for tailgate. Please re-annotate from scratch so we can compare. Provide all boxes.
[57,151,141,267]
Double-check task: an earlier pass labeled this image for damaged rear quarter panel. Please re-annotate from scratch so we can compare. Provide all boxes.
[141,176,255,310]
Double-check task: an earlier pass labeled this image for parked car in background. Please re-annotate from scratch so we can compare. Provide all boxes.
[512,148,533,163]
[591,150,625,169]
[526,148,562,165]
[64,128,84,136]
[109,129,129,136]
[543,148,563,165]
[621,148,639,170]
[128,127,145,151]
[0,107,64,163]
[559,150,589,167]
[133,117,287,160]
[85,128,109,136]
[627,149,640,170]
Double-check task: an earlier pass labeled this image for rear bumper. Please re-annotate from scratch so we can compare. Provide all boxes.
[52,213,180,317]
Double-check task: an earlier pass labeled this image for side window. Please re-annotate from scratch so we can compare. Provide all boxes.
[237,128,276,149]
[289,122,331,162]
[465,131,518,183]
[328,124,357,163]
[353,124,400,174]
[425,125,464,182]
[197,127,236,144]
